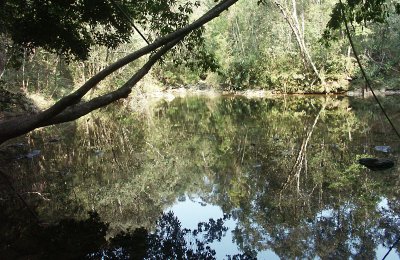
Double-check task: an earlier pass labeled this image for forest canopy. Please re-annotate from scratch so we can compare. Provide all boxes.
[0,0,200,60]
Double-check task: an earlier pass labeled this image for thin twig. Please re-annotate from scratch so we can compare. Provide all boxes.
[146,141,165,159]
[338,3,400,259]
[21,191,51,201]
[339,0,400,140]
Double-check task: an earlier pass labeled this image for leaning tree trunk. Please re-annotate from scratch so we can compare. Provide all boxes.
[0,0,239,145]
[0,0,238,144]
[274,0,324,84]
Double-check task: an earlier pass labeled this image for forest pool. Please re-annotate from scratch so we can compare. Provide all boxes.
[1,95,400,259]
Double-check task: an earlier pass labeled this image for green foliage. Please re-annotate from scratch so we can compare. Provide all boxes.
[325,0,392,33]
[0,0,201,61]
[154,28,220,85]
[154,0,399,92]
[1,0,400,94]
[195,0,351,92]
[2,95,400,258]
[0,40,148,98]
[322,0,400,90]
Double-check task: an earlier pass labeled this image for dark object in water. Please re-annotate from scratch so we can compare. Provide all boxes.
[358,158,395,171]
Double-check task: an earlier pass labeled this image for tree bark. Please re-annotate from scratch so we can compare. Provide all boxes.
[0,0,239,145]
[274,0,324,84]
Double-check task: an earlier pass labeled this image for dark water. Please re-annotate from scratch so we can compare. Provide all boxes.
[1,95,400,259]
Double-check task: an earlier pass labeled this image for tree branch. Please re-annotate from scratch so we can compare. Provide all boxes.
[0,0,239,144]
[40,38,181,126]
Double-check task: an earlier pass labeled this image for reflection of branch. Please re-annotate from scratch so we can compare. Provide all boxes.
[202,151,209,168]
[383,236,400,260]
[21,191,51,201]
[111,147,124,171]
[0,170,40,221]
[146,141,165,159]
[280,103,326,199]
[241,132,248,165]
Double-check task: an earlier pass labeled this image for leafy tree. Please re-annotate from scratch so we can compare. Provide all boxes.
[0,0,239,145]
[0,0,198,61]
[202,0,349,92]
[320,0,400,94]
[324,0,400,39]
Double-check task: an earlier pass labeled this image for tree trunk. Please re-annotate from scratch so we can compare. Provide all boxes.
[0,0,239,145]
[274,0,324,84]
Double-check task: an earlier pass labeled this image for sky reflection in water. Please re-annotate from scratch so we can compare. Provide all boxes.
[2,95,400,259]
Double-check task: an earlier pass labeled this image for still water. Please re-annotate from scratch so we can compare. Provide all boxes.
[1,95,400,259]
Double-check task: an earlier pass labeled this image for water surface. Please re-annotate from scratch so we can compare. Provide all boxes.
[1,95,400,259]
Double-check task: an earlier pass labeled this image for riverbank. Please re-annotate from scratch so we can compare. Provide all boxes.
[2,84,400,120]
[133,85,400,103]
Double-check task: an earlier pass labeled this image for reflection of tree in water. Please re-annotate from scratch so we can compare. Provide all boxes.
[1,209,255,259]
[190,96,400,259]
[2,95,400,258]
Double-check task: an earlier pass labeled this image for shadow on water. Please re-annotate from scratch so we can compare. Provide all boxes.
[1,204,253,259]
[1,95,400,259]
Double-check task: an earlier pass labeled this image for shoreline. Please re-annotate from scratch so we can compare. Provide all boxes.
[2,86,399,119]
[137,86,400,102]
